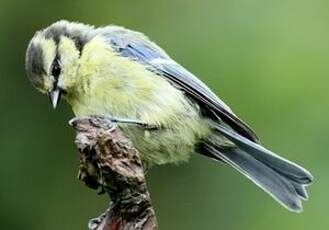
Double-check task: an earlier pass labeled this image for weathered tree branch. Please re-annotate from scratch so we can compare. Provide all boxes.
[69,116,157,230]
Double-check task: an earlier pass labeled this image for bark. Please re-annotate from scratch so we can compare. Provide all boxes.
[69,116,157,230]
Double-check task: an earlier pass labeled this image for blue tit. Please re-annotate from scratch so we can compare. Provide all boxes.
[25,20,313,212]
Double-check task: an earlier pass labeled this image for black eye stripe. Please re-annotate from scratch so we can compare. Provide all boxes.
[51,57,61,79]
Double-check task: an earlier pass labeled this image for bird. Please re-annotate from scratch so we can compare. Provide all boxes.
[25,20,313,212]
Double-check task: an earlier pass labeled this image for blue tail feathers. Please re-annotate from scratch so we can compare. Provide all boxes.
[202,124,313,212]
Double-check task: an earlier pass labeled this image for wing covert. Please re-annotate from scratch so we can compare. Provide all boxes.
[97,26,259,142]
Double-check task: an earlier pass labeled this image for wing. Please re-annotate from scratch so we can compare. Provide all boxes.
[97,26,259,142]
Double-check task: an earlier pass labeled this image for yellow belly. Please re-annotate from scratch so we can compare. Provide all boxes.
[65,37,211,164]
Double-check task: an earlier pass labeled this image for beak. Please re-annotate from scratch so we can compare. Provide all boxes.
[48,89,61,109]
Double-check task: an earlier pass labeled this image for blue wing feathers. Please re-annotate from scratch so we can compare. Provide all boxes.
[98,26,259,142]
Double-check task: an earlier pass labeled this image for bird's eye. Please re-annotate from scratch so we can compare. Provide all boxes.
[51,58,61,79]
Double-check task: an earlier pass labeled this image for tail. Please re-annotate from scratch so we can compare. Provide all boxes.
[201,124,313,212]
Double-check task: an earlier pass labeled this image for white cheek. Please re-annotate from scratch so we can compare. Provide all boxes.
[57,36,80,89]
[40,39,57,74]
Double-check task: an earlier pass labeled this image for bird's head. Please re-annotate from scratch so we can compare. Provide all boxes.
[25,20,93,108]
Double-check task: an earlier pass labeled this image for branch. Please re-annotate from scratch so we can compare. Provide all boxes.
[69,116,157,230]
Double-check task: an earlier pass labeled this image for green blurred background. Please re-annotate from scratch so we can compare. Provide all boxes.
[0,0,327,229]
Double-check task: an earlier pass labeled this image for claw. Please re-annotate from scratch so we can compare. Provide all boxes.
[88,212,107,230]
[97,186,106,195]
[68,117,78,127]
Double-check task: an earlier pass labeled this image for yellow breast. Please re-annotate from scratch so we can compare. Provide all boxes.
[65,36,210,164]
[67,36,196,127]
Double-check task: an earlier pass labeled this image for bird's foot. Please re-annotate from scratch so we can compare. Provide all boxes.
[69,115,158,132]
[108,117,158,130]
[88,211,107,230]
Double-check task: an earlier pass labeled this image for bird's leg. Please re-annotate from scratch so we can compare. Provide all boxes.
[108,117,158,130]
[88,210,108,230]
[70,116,158,131]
